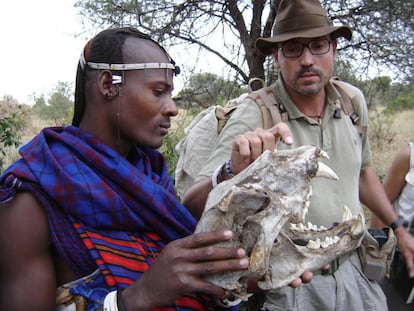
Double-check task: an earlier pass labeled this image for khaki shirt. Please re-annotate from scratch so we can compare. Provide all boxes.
[196,78,371,227]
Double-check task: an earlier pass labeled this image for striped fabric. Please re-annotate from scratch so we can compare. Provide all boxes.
[0,126,213,311]
[77,227,211,310]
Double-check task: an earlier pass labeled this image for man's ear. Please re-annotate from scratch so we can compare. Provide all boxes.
[98,70,118,97]
[272,48,280,68]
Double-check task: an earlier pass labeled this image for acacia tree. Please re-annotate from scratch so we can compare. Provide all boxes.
[176,72,244,108]
[75,0,413,86]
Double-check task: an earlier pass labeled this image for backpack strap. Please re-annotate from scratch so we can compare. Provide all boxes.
[216,105,238,134]
[331,78,367,135]
[246,78,288,130]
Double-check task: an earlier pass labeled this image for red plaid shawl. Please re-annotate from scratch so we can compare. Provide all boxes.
[0,126,212,310]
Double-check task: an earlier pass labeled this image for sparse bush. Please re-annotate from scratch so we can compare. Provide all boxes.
[0,106,25,172]
[385,90,414,113]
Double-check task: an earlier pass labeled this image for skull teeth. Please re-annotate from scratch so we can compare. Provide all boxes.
[351,214,364,234]
[316,162,339,180]
[342,205,353,221]
[319,149,330,159]
[291,206,361,231]
[307,236,340,250]
[290,222,327,232]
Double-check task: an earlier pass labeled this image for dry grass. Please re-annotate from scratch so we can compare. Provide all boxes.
[5,107,413,183]
[370,109,414,179]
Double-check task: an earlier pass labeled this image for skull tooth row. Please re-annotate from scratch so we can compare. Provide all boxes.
[290,205,356,233]
[307,236,341,249]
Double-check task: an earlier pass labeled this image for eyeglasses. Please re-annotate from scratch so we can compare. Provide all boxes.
[279,39,331,58]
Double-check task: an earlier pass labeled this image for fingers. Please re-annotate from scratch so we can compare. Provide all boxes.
[289,271,313,288]
[175,230,247,263]
[300,271,313,284]
[177,229,233,249]
[230,122,293,174]
[405,255,414,278]
[268,122,293,145]
[233,129,275,160]
[320,263,330,271]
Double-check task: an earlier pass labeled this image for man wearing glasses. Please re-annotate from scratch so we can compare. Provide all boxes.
[183,0,414,310]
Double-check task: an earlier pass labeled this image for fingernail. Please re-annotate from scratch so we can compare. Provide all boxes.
[240,258,249,267]
[285,136,293,144]
[223,230,233,238]
[237,248,246,257]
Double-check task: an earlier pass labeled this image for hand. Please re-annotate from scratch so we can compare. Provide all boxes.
[395,227,414,277]
[288,271,313,288]
[123,230,249,310]
[246,271,313,294]
[230,122,293,174]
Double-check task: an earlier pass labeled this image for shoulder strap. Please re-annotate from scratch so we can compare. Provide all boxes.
[331,77,367,135]
[246,79,288,129]
[249,89,287,129]
[216,105,238,134]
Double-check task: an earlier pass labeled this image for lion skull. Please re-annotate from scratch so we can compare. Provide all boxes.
[195,145,364,300]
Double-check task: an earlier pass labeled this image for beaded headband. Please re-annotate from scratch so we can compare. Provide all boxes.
[79,50,181,84]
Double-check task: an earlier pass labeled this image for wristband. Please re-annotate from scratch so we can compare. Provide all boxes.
[103,290,118,311]
[224,160,235,177]
[212,163,223,188]
[215,296,243,307]
[388,215,407,232]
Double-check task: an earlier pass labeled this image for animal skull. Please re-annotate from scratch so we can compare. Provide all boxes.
[195,145,364,300]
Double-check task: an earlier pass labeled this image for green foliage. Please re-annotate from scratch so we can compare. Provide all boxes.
[33,81,74,126]
[369,109,396,152]
[160,129,185,180]
[385,90,414,113]
[0,103,25,172]
[76,0,414,85]
[31,95,47,115]
[176,72,245,109]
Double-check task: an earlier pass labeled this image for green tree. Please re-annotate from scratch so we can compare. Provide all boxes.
[0,96,25,172]
[176,72,245,109]
[36,81,74,126]
[75,0,413,85]
[31,94,48,116]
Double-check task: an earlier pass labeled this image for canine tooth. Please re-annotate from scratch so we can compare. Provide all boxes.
[320,149,330,159]
[316,162,339,180]
[351,214,364,234]
[342,205,352,222]
[307,238,321,249]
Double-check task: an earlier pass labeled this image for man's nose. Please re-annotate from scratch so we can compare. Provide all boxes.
[300,47,315,66]
[164,97,178,116]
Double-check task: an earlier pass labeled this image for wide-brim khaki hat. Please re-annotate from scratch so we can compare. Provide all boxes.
[255,0,352,55]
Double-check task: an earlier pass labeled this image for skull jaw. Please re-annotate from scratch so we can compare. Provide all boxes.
[195,146,358,301]
[260,215,364,290]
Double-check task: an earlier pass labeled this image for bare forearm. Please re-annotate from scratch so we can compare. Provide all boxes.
[359,167,397,225]
[182,177,213,220]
